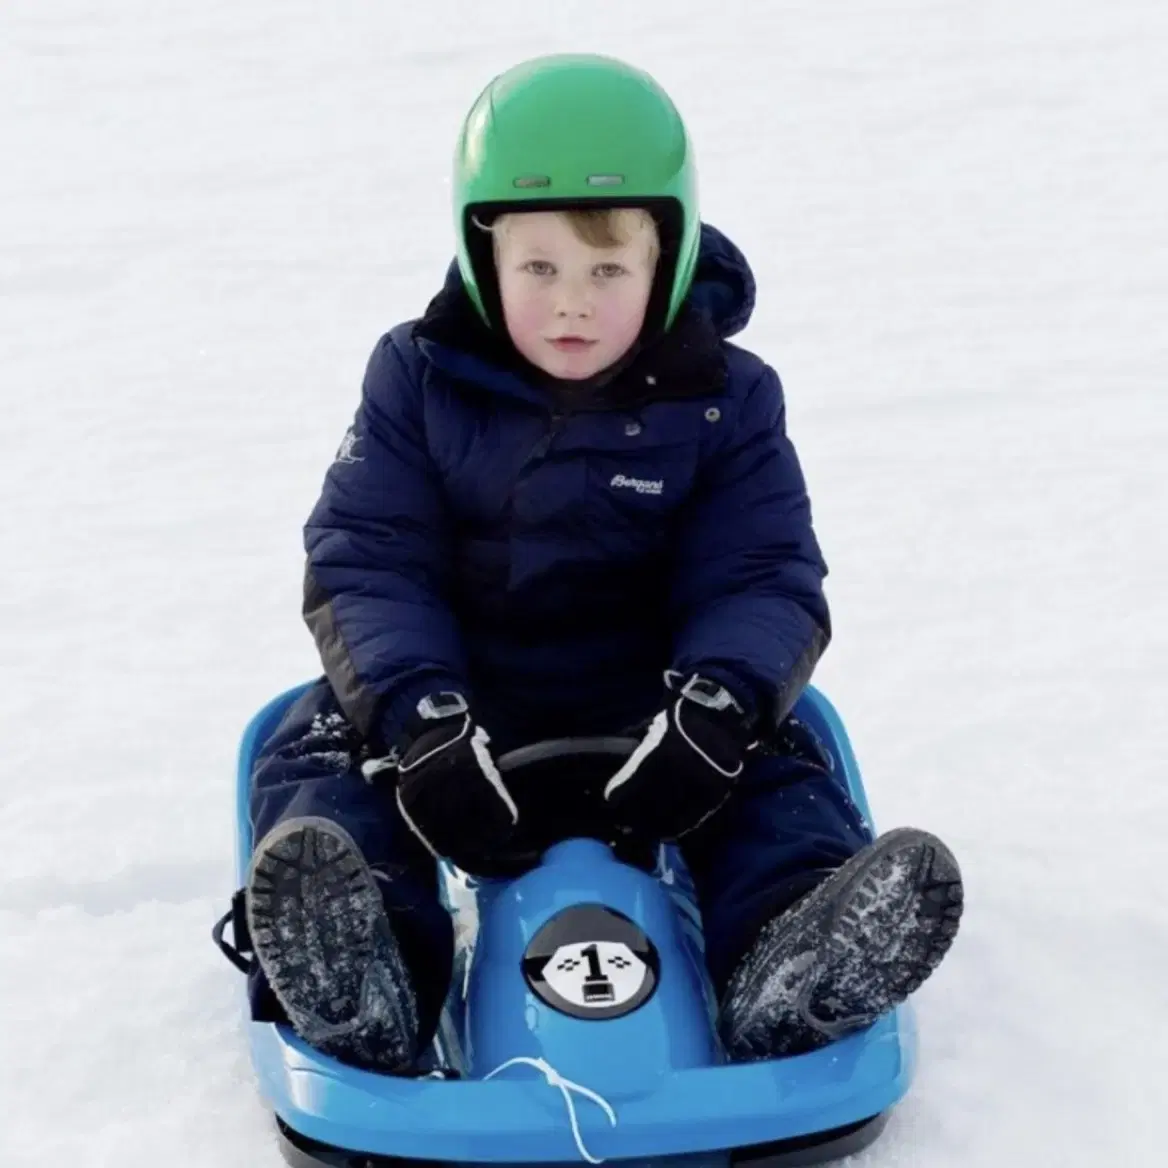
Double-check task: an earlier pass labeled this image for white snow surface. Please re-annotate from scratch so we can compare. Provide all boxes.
[2,1,1166,1164]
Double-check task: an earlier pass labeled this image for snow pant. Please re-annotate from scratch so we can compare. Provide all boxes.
[245,677,874,1044]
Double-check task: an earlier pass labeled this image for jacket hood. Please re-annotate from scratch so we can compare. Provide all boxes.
[687,222,756,339]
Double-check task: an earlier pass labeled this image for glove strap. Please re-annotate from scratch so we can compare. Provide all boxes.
[416,691,469,720]
[677,673,745,715]
[397,712,472,774]
[394,691,473,776]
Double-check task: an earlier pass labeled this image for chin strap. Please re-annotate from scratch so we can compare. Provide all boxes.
[483,1055,617,1164]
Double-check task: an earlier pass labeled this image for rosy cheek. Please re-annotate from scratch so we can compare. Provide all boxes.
[518,308,548,349]
[502,290,542,348]
[600,296,642,347]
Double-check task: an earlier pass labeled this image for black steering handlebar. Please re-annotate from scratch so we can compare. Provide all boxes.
[495,736,639,774]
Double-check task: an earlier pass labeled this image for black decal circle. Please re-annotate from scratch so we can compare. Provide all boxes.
[522,904,660,1020]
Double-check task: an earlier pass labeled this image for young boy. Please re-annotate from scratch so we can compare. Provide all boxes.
[217,54,963,1074]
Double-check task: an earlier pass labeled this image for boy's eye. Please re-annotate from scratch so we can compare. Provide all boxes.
[595,263,626,278]
[524,260,555,276]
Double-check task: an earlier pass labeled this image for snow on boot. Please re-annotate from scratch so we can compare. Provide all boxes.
[245,816,419,1072]
[719,826,963,1061]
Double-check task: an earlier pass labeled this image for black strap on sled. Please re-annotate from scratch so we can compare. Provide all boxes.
[212,888,255,973]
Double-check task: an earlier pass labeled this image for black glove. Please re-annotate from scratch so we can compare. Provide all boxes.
[603,673,756,842]
[391,692,519,875]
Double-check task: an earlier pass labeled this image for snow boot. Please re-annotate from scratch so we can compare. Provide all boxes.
[245,816,420,1072]
[718,826,963,1060]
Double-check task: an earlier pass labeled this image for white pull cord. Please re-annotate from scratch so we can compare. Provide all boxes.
[483,1055,617,1163]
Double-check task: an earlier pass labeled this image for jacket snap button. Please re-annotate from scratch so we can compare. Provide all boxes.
[625,421,642,437]
[705,407,721,423]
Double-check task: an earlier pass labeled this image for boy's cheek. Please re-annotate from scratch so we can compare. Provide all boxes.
[500,289,541,335]
[504,311,546,361]
[596,304,645,357]
[512,302,570,363]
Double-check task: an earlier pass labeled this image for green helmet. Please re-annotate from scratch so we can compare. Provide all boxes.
[452,54,700,332]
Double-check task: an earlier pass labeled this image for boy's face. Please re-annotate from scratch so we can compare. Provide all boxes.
[494,211,657,381]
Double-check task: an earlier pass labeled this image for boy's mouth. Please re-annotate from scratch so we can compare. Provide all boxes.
[547,336,596,353]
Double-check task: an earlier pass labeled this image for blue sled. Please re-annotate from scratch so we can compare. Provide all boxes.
[228,683,916,1166]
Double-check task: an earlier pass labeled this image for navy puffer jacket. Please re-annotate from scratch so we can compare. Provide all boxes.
[302,223,830,754]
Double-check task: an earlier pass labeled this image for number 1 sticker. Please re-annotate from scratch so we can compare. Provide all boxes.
[522,905,660,1020]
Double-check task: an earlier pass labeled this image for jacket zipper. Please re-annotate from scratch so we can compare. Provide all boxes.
[524,407,567,467]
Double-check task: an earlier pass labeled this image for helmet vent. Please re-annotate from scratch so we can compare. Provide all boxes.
[513,175,552,188]
[586,174,625,186]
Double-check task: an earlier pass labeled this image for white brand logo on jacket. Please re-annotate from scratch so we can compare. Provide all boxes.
[610,473,664,496]
[335,427,364,464]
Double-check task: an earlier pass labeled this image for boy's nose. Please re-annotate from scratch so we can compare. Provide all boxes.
[555,298,593,319]
[554,283,594,319]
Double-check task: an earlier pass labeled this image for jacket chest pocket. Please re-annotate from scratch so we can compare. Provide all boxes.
[589,439,698,501]
[580,429,704,552]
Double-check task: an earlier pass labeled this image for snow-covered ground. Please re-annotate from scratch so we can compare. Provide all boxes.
[2,1,1166,1164]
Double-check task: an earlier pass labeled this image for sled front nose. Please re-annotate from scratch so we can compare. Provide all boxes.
[465,838,720,1090]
